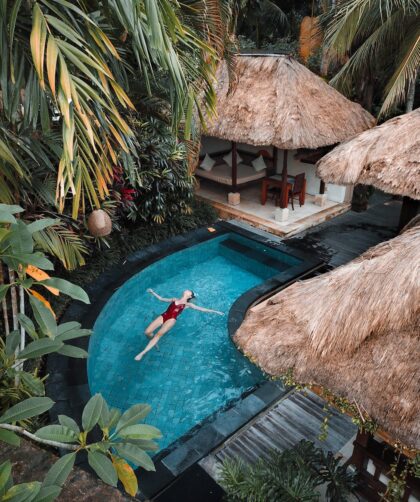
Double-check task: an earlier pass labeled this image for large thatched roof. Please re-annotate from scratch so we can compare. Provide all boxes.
[316,109,420,199]
[234,223,420,449]
[205,55,375,149]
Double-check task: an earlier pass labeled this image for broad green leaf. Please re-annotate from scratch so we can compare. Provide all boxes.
[118,424,162,440]
[42,452,76,488]
[57,345,87,358]
[33,485,61,502]
[26,219,58,234]
[114,443,155,471]
[19,339,63,359]
[0,211,16,224]
[56,328,91,342]
[57,322,80,335]
[35,425,78,443]
[111,456,138,497]
[28,296,57,338]
[17,314,38,340]
[2,481,41,502]
[82,394,104,432]
[97,400,110,430]
[9,253,54,271]
[9,221,33,254]
[0,429,21,447]
[0,285,10,302]
[0,397,54,424]
[0,461,12,494]
[0,204,24,215]
[87,451,117,487]
[115,404,151,434]
[5,331,20,357]
[128,439,159,451]
[39,278,89,304]
[57,416,80,435]
[107,408,121,430]
[18,372,45,396]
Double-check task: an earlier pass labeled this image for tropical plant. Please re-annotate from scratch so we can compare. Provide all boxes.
[321,0,420,115]
[0,394,161,499]
[220,440,357,501]
[0,0,234,224]
[0,205,161,499]
[235,0,289,48]
[116,117,195,224]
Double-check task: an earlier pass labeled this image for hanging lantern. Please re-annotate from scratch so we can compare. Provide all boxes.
[87,209,112,237]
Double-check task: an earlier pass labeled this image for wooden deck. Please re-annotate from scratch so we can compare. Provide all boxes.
[200,390,357,480]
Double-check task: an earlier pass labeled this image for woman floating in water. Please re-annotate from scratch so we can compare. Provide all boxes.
[134,289,223,361]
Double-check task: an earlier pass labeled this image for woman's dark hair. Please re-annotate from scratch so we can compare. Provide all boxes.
[187,291,196,302]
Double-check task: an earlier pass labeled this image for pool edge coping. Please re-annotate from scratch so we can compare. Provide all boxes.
[46,221,324,500]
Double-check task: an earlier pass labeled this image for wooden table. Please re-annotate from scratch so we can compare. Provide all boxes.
[261,175,305,206]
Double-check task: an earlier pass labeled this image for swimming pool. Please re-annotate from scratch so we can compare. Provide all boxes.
[88,232,302,450]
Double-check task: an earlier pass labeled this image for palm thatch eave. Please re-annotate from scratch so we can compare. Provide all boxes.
[316,109,420,200]
[204,55,375,150]
[234,223,420,450]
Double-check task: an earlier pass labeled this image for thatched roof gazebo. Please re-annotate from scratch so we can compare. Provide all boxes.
[316,109,420,227]
[234,223,420,450]
[203,55,375,207]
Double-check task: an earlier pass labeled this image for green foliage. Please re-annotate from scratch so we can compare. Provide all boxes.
[116,117,195,224]
[0,394,161,500]
[0,0,234,216]
[220,440,358,502]
[321,0,420,116]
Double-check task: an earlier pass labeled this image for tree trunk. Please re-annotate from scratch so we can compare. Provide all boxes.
[0,265,10,336]
[8,269,18,332]
[406,70,417,113]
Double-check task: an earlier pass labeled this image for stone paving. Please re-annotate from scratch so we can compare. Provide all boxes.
[0,439,133,501]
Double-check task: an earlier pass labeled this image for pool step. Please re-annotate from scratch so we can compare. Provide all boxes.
[220,238,293,271]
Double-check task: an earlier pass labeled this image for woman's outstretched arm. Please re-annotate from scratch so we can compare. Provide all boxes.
[187,304,224,315]
[147,288,174,302]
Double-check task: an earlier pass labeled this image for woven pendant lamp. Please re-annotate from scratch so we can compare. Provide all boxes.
[87,209,112,237]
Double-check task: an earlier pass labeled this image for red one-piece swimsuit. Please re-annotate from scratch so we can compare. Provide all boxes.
[161,302,186,322]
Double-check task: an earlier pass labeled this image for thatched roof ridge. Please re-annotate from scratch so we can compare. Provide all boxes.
[205,55,375,149]
[234,224,420,448]
[316,109,420,199]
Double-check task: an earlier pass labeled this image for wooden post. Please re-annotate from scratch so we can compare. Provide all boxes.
[272,146,278,176]
[280,150,288,209]
[319,180,326,195]
[232,141,238,192]
[398,196,419,231]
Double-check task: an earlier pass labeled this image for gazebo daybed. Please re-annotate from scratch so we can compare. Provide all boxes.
[197,54,375,215]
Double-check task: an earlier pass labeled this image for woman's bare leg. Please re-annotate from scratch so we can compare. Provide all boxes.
[135,319,176,361]
[144,316,163,339]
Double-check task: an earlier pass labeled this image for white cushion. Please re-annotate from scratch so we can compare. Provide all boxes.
[252,155,267,172]
[199,153,216,172]
[223,150,243,167]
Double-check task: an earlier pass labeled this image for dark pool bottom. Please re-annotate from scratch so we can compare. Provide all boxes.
[46,221,323,499]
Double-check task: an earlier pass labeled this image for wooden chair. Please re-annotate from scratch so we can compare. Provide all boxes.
[289,173,305,210]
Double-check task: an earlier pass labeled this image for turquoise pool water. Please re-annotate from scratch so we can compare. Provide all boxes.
[88,233,300,450]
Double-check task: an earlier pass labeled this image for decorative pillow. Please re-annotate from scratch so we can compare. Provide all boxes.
[199,153,216,172]
[223,150,243,167]
[252,155,267,172]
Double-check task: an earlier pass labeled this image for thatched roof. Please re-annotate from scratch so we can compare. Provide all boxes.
[316,109,420,200]
[234,223,420,449]
[205,55,375,149]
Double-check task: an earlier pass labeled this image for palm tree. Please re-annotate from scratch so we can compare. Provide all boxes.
[236,0,289,48]
[0,0,234,268]
[321,0,419,116]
